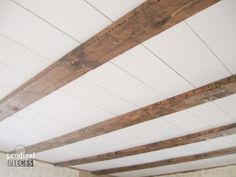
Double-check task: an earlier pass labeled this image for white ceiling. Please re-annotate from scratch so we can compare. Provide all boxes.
[0,0,236,176]
[186,0,236,74]
[112,154,236,177]
[75,134,236,171]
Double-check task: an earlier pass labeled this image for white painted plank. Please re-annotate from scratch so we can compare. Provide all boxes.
[105,124,165,147]
[112,154,236,177]
[143,22,230,87]
[62,77,137,116]
[84,62,165,107]
[187,0,236,73]
[141,118,187,138]
[112,45,193,98]
[188,101,235,127]
[86,0,145,21]
[162,110,209,133]
[0,64,28,88]
[14,0,111,42]
[0,0,78,60]
[41,90,113,128]
[76,145,197,171]
[0,84,12,100]
[215,94,236,119]
[0,34,51,77]
[36,136,129,163]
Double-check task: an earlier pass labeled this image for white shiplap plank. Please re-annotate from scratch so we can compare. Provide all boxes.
[0,116,58,140]
[27,100,83,128]
[0,131,34,152]
[36,136,130,163]
[76,145,197,171]
[62,77,137,116]
[0,63,28,88]
[76,135,236,171]
[84,62,165,107]
[112,45,193,98]
[41,90,114,128]
[0,34,52,77]
[188,101,235,127]
[143,22,230,87]
[0,116,55,151]
[141,118,187,139]
[0,0,78,60]
[112,154,236,177]
[14,0,111,42]
[215,94,236,119]
[207,135,236,149]
[187,0,236,74]
[26,99,84,127]
[188,141,219,153]
[0,84,12,100]
[86,0,145,21]
[13,109,79,135]
[104,124,165,147]
[162,110,209,133]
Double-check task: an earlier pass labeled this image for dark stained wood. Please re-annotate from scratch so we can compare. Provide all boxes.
[22,75,236,154]
[93,146,236,175]
[55,123,236,166]
[0,0,219,122]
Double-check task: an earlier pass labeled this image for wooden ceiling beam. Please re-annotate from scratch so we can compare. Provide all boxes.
[92,146,236,175]
[0,0,219,122]
[55,123,236,166]
[21,75,236,154]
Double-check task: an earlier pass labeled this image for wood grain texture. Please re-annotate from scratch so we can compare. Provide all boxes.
[0,0,219,122]
[54,123,236,166]
[22,75,236,154]
[79,170,112,177]
[92,146,236,175]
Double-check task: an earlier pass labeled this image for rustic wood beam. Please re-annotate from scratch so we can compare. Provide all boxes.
[92,146,236,175]
[0,0,219,122]
[21,75,236,154]
[55,123,236,166]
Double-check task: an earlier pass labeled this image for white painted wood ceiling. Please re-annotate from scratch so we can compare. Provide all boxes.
[0,0,236,176]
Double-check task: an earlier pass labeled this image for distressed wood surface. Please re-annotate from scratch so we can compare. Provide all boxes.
[0,0,219,122]
[55,123,236,166]
[21,75,236,154]
[92,146,236,175]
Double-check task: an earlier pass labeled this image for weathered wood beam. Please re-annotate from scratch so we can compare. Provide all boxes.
[22,74,236,154]
[92,146,236,175]
[0,0,219,122]
[55,123,236,166]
